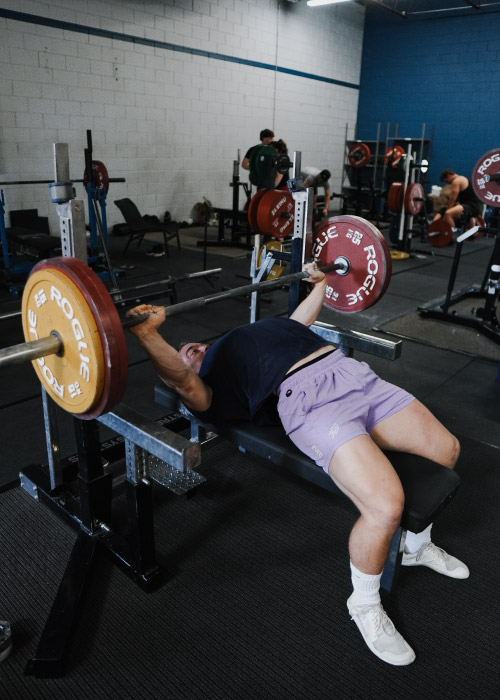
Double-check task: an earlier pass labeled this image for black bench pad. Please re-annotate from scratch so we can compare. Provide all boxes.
[7,227,61,253]
[155,384,461,534]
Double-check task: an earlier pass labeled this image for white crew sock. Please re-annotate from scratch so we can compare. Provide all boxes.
[349,561,382,606]
[404,524,433,554]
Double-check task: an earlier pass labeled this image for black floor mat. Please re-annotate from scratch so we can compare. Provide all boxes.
[1,436,499,699]
[375,307,500,362]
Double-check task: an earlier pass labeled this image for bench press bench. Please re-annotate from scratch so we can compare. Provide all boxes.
[7,209,61,259]
[154,321,461,592]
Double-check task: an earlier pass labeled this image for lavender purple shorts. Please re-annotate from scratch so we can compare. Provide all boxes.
[277,349,414,472]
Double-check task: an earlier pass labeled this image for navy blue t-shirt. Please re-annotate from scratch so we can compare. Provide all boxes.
[191,317,331,427]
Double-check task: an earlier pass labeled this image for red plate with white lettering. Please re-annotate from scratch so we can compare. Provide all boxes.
[348,143,371,168]
[387,182,404,212]
[404,182,425,215]
[247,190,267,233]
[427,220,453,247]
[83,160,110,197]
[384,145,405,167]
[471,148,500,206]
[256,189,295,238]
[312,216,392,313]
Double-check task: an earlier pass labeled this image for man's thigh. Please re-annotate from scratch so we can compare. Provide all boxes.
[327,434,404,515]
[369,399,457,467]
[447,203,464,219]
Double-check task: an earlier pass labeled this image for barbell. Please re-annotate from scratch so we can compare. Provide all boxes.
[387,181,425,215]
[0,215,391,420]
[0,160,124,195]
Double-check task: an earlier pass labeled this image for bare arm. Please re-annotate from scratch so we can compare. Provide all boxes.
[446,179,461,209]
[126,304,212,412]
[289,263,327,326]
[322,187,331,216]
[241,156,250,170]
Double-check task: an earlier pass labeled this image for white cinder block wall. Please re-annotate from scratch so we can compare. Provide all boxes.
[0,0,365,232]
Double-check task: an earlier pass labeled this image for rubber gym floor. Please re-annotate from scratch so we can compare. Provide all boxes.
[1,223,500,699]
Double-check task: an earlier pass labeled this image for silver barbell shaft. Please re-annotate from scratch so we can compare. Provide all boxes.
[113,267,222,296]
[0,262,342,364]
[122,261,344,328]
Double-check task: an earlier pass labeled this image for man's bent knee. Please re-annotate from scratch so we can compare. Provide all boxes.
[361,492,404,535]
[446,435,460,469]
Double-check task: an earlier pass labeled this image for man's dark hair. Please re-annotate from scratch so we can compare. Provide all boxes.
[260,128,274,141]
[440,168,455,182]
[319,169,331,181]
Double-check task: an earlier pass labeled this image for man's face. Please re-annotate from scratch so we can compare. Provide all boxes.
[178,343,210,373]
[262,136,273,145]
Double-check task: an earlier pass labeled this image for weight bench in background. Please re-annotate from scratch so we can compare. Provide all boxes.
[7,208,61,260]
[154,321,461,592]
[114,197,181,257]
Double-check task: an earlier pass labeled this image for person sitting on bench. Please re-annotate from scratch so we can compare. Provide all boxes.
[126,264,469,667]
[433,168,483,231]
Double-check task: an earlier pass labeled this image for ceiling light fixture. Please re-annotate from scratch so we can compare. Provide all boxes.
[307,0,352,7]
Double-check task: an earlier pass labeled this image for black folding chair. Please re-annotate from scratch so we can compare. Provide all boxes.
[114,198,181,257]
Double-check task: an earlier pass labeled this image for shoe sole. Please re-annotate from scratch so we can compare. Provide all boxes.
[402,559,469,579]
[348,614,416,665]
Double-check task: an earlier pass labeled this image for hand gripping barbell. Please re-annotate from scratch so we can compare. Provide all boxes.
[0,216,392,419]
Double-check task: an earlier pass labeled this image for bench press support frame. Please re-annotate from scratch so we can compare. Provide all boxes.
[20,403,202,678]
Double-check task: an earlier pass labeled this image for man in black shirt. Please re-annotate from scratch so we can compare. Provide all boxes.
[127,263,468,666]
[434,168,483,230]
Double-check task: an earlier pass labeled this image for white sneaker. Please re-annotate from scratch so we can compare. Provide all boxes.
[347,595,416,666]
[402,542,469,579]
[146,244,165,257]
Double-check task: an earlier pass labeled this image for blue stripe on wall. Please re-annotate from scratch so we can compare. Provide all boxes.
[0,8,359,91]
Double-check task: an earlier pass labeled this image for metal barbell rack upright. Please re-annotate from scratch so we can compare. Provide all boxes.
[249,150,312,323]
[39,142,89,489]
[20,143,204,679]
[396,143,413,251]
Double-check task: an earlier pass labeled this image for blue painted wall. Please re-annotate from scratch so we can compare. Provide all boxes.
[357,7,500,190]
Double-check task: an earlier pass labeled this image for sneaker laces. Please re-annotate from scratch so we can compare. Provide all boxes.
[417,541,446,564]
[352,604,396,639]
[369,606,396,638]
